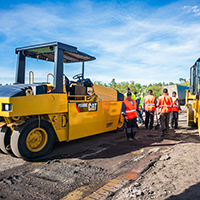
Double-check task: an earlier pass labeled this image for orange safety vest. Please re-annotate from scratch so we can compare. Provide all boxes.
[144,95,156,111]
[172,97,179,112]
[158,95,172,113]
[124,98,137,119]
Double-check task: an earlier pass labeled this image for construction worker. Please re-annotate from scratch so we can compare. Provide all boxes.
[143,90,157,130]
[157,88,173,137]
[121,92,138,141]
[171,91,182,129]
[139,92,145,116]
[134,92,139,105]
[124,87,136,100]
[134,92,144,124]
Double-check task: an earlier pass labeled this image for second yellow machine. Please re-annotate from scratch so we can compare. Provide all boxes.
[0,42,124,160]
[185,58,200,133]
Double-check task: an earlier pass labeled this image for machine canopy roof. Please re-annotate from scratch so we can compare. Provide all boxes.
[15,41,96,63]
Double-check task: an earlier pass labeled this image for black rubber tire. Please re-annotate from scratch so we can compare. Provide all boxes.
[188,104,197,127]
[10,118,55,161]
[0,126,12,154]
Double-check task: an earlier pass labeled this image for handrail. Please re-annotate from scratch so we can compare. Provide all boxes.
[29,71,34,84]
[47,73,54,83]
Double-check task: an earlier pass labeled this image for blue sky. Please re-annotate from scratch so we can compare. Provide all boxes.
[0,0,200,85]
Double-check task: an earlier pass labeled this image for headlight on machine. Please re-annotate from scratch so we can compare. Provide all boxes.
[2,103,12,112]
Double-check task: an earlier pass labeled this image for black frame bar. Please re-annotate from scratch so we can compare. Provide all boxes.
[15,41,96,93]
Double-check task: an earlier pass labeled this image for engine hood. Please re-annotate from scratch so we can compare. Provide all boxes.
[0,84,47,98]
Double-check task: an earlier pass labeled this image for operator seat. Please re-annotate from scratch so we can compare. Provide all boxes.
[83,78,93,87]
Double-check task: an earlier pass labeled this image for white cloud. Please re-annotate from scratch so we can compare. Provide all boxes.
[183,5,200,16]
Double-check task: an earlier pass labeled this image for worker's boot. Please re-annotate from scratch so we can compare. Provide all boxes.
[161,130,166,137]
[126,128,133,141]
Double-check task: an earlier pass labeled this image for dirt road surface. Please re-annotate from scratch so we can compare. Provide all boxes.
[0,110,200,200]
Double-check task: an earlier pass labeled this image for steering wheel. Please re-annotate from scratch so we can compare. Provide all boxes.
[73,73,83,80]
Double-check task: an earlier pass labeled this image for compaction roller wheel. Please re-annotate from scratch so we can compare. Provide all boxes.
[11,118,55,161]
[0,126,12,154]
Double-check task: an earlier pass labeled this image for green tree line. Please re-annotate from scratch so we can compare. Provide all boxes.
[94,78,189,98]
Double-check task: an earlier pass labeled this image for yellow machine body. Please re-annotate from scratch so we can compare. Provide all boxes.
[0,84,123,142]
[0,42,124,160]
[185,57,200,136]
[185,89,200,134]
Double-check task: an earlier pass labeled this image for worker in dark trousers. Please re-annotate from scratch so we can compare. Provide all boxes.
[171,91,182,129]
[157,88,173,137]
[143,89,157,130]
[121,92,138,141]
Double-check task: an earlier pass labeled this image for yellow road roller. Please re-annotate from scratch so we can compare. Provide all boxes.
[0,42,124,160]
[185,58,200,133]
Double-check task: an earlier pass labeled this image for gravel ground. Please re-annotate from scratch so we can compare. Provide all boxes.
[112,112,200,200]
[0,110,200,200]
